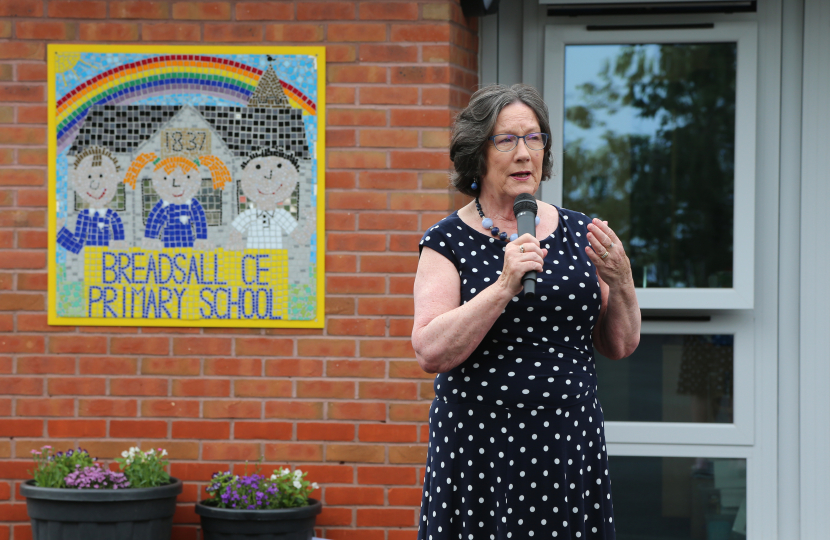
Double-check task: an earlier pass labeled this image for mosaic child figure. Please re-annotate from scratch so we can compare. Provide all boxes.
[56,146,128,254]
[228,147,315,250]
[124,153,231,250]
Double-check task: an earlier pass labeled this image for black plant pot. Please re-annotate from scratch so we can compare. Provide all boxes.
[195,498,322,540]
[21,478,182,540]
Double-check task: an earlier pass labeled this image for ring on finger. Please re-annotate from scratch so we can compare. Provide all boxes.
[520,245,525,254]
[600,249,610,260]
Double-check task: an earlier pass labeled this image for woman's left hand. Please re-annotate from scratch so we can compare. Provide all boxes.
[585,218,633,287]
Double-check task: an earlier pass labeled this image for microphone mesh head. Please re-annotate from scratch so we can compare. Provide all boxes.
[513,193,538,216]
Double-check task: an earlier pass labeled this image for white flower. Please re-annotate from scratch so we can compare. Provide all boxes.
[294,469,302,478]
[293,480,302,489]
[121,451,129,458]
[311,482,319,490]
[161,449,168,457]
[270,474,277,481]
[282,468,290,476]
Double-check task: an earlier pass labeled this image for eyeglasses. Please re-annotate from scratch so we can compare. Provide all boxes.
[488,132,549,152]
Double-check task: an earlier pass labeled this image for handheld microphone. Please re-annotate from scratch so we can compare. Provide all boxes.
[513,193,538,298]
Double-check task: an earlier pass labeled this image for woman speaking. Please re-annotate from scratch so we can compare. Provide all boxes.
[412,84,641,539]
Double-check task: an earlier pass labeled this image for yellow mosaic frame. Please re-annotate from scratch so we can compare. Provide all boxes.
[47,44,326,328]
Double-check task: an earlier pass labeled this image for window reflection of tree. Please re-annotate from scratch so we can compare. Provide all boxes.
[564,43,737,289]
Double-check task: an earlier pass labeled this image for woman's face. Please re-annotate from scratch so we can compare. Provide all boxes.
[481,102,544,201]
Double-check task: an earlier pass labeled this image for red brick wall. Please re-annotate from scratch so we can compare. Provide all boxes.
[0,1,478,538]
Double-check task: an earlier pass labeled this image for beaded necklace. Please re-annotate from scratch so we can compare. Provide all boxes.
[475,197,540,242]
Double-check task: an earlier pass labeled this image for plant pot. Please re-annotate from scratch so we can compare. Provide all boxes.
[20,477,182,540]
[195,498,322,540]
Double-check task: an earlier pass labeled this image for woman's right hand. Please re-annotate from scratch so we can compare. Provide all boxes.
[498,233,547,295]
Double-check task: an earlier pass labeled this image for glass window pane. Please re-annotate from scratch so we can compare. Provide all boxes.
[610,456,746,540]
[563,43,737,289]
[596,335,734,423]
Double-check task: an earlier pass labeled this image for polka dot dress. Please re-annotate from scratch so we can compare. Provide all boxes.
[417,206,615,540]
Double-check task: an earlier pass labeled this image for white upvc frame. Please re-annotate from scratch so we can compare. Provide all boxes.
[603,311,754,446]
[542,22,758,309]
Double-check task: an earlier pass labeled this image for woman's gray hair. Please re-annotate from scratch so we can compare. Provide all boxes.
[450,84,553,197]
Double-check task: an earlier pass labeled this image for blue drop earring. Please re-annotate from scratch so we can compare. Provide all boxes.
[471,179,479,190]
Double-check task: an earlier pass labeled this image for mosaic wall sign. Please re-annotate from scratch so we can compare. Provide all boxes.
[47,45,326,328]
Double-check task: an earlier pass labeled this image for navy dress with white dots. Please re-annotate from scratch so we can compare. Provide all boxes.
[417,206,615,540]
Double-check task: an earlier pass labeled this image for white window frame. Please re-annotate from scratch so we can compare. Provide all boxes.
[602,311,754,446]
[541,22,758,309]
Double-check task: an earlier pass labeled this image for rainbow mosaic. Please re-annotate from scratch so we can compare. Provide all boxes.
[48,45,326,328]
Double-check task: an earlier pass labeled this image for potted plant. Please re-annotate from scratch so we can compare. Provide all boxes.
[21,445,182,540]
[195,466,322,539]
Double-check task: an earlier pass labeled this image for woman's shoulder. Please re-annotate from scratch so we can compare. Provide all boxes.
[555,205,593,229]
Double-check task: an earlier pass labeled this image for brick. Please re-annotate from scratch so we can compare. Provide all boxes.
[173,379,230,397]
[204,23,262,42]
[325,486,384,505]
[203,400,260,418]
[48,1,106,18]
[16,64,45,82]
[79,23,139,41]
[0,334,44,354]
[420,381,435,400]
[111,336,169,355]
[297,422,354,441]
[111,1,170,18]
[358,424,417,443]
[0,148,12,164]
[296,380,354,399]
[359,43,418,63]
[16,314,58,333]
[263,443,323,462]
[326,255,357,274]
[148,440,199,460]
[172,2,230,20]
[327,86,356,104]
[265,24,323,42]
[47,377,106,395]
[17,356,74,374]
[48,335,106,354]
[15,21,75,40]
[0,21,8,38]
[391,108,453,127]
[329,357,389,380]
[360,129,418,148]
[0,170,43,188]
[358,466,417,485]
[326,232,386,253]
[296,464,353,484]
[327,192,387,210]
[263,358,322,377]
[0,293,44,311]
[0,66,11,83]
[360,339,415,358]
[326,212,356,231]
[328,23,385,42]
[328,108,386,126]
[422,44,451,63]
[47,419,105,438]
[327,318,386,336]
[390,151,451,170]
[389,361,433,379]
[0,43,44,61]
[233,379,292,398]
[173,337,231,356]
[389,403,430,422]
[78,399,137,417]
[110,420,167,438]
[0,251,44,269]
[202,442,260,461]
[204,358,261,376]
[389,445,427,464]
[327,401,386,421]
[18,104,46,123]
[172,462,227,482]
[17,189,47,207]
[360,255,418,274]
[391,23,450,42]
[357,298,414,317]
[357,508,415,527]
[137,400,196,421]
[327,444,384,463]
[0,126,44,144]
[264,400,323,419]
[0,419,42,437]
[235,337,293,357]
[80,356,136,375]
[390,233,421,252]
[316,507,353,527]
[326,172,355,189]
[142,23,200,41]
[327,129,355,147]
[236,2,293,20]
[358,211,418,230]
[328,65,386,84]
[388,486,422,506]
[360,2,418,20]
[326,44,357,63]
[423,3,452,20]
[359,381,417,400]
[298,339,355,357]
[233,421,291,440]
[0,106,11,123]
[0,0,43,17]
[297,2,354,20]
[360,87,419,106]
[170,420,228,440]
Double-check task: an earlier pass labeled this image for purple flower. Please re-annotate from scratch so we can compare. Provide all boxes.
[64,466,130,490]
